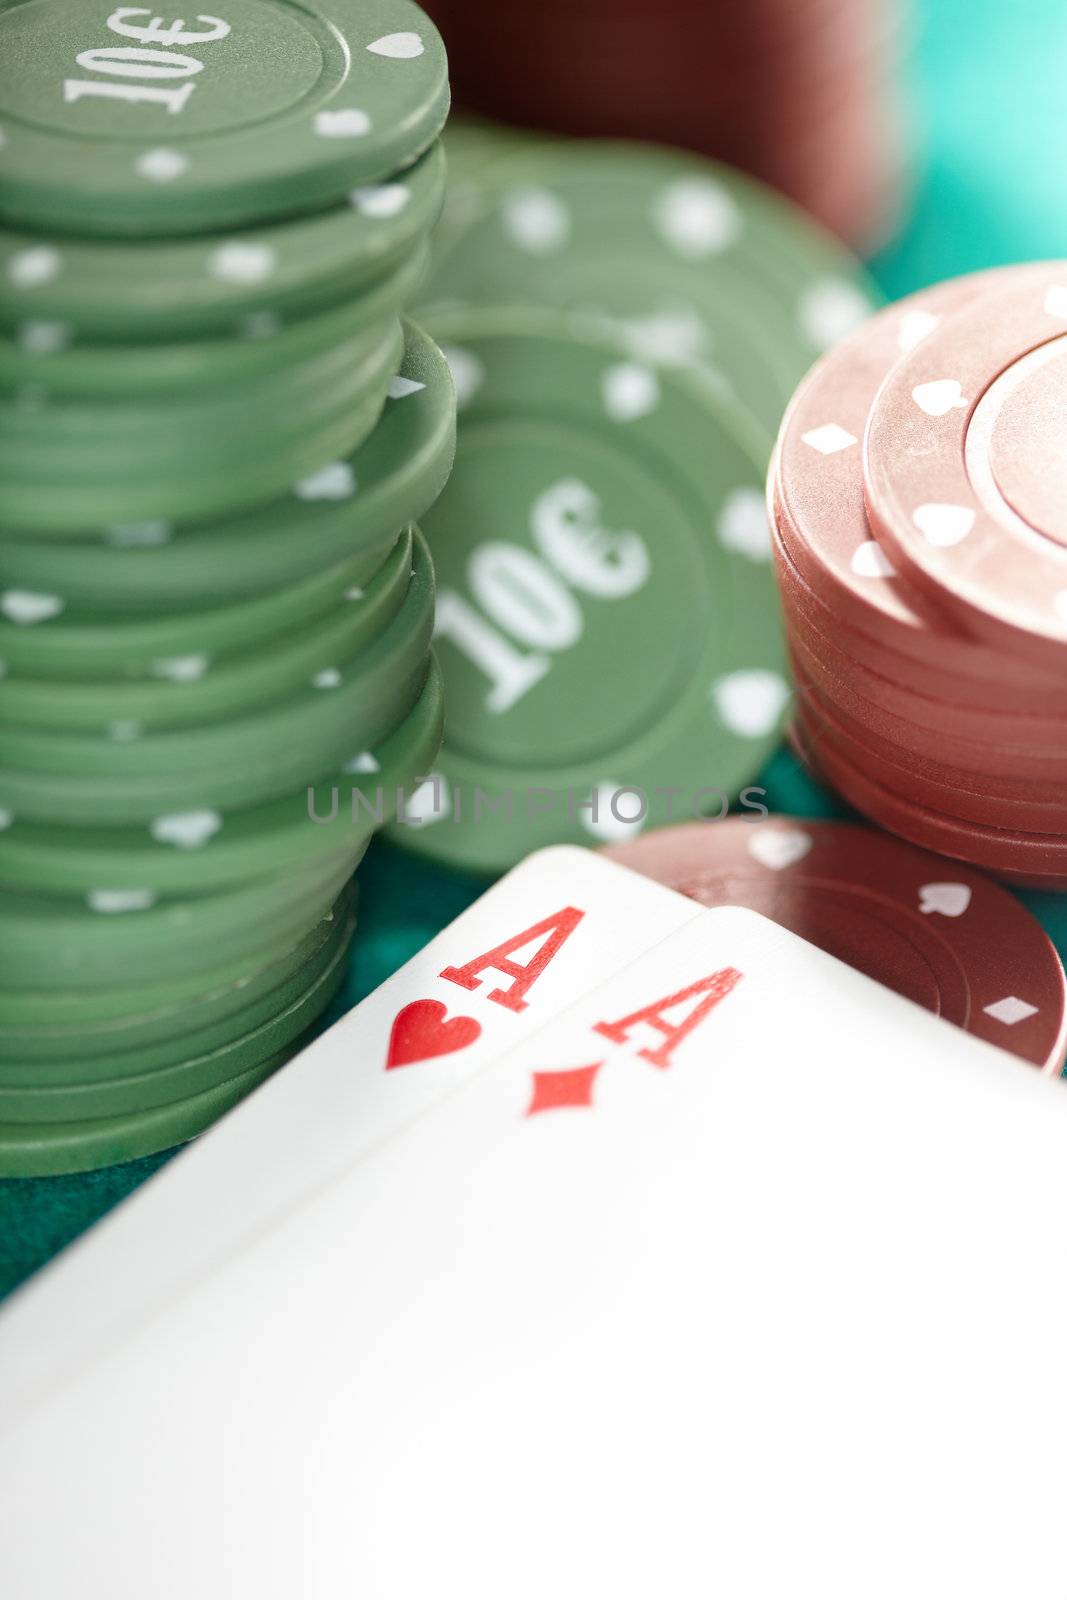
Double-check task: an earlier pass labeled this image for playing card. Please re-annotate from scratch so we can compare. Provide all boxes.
[3,906,1067,1598]
[0,846,704,1420]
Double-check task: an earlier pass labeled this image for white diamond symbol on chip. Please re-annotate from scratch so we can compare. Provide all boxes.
[801,422,857,456]
[136,148,188,182]
[983,996,1039,1026]
[1044,284,1067,320]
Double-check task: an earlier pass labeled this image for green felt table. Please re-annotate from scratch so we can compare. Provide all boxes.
[3,0,1066,1302]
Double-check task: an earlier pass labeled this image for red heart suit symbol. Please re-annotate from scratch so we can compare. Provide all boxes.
[386,999,482,1070]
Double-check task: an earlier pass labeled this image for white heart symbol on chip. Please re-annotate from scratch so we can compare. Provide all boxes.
[913,503,976,548]
[912,378,967,417]
[747,827,813,871]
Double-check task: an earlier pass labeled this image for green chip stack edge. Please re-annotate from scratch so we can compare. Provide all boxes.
[0,0,455,1175]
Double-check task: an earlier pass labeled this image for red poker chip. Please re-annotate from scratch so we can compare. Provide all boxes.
[863,262,1067,666]
[796,684,1067,833]
[772,515,1067,715]
[780,580,1067,749]
[772,268,1042,678]
[603,815,1067,1069]
[788,631,1067,779]
[792,709,1067,886]
[795,675,1067,809]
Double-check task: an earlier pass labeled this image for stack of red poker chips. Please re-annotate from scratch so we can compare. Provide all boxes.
[770,263,1067,890]
[419,0,903,251]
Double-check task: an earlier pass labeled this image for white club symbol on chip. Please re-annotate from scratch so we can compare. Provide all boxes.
[917,883,972,918]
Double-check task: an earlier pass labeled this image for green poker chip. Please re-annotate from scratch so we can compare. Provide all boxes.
[0,529,435,822]
[0,143,445,341]
[0,848,357,992]
[0,530,409,686]
[0,321,455,606]
[0,1027,329,1176]
[0,540,406,732]
[0,652,443,896]
[0,238,426,398]
[0,0,449,237]
[389,307,789,873]
[0,894,353,1120]
[423,138,881,438]
[0,317,404,531]
[0,887,351,1049]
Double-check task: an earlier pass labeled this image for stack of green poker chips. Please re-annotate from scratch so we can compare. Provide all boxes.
[0,0,454,1174]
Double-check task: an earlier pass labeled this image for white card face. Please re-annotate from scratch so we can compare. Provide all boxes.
[3,907,1067,1599]
[0,847,704,1420]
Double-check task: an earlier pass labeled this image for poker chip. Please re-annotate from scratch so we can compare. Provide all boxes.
[790,715,1067,892]
[770,265,1067,888]
[864,264,1067,666]
[420,3,902,248]
[0,894,354,1121]
[422,133,881,441]
[389,305,789,873]
[603,816,1067,1071]
[0,1,451,1175]
[0,552,434,826]
[0,1041,317,1179]
[0,143,446,341]
[0,316,406,534]
[0,320,455,602]
[0,0,449,236]
[0,655,444,897]
[0,889,352,1065]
